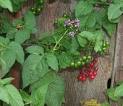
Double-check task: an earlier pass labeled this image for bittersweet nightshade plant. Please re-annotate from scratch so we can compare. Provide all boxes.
[0,0,123,106]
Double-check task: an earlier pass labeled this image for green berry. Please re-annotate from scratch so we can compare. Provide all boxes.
[106,41,109,45]
[77,61,81,66]
[82,56,87,60]
[37,8,41,11]
[87,55,91,60]
[32,11,36,14]
[79,57,83,62]
[103,43,106,47]
[74,63,78,68]
[31,7,34,10]
[71,62,75,67]
[81,61,85,65]
[102,47,106,51]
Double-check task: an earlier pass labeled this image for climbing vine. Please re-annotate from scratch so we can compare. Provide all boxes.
[0,0,123,106]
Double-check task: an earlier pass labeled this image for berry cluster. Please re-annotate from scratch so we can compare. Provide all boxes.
[77,57,98,82]
[101,41,109,53]
[71,55,92,69]
[31,0,44,15]
[64,19,80,37]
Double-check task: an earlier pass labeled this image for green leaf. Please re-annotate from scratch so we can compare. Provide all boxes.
[75,1,93,17]
[46,76,65,106]
[77,35,87,47]
[108,4,123,21]
[101,102,110,106]
[22,54,49,88]
[86,13,96,28]
[24,11,36,32]
[57,52,72,69]
[114,83,123,97]
[0,77,14,85]
[20,90,32,104]
[11,0,25,12]
[31,72,64,106]
[5,84,24,106]
[31,71,57,91]
[9,42,24,64]
[0,58,7,78]
[15,29,30,44]
[103,19,116,36]
[113,0,123,4]
[70,38,79,53]
[0,16,12,34]
[106,88,119,101]
[26,45,44,55]
[94,9,106,25]
[0,0,13,12]
[22,54,42,88]
[0,87,9,104]
[31,84,48,106]
[31,71,58,106]
[46,53,59,71]
[0,36,10,45]
[0,49,16,77]
[79,31,95,41]
[79,12,96,28]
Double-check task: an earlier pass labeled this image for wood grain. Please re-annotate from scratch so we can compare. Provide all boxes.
[115,17,123,83]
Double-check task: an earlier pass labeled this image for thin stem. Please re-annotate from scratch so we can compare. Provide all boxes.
[52,30,68,51]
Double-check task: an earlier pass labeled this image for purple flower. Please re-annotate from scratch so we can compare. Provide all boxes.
[64,19,71,26]
[74,19,80,27]
[64,19,80,28]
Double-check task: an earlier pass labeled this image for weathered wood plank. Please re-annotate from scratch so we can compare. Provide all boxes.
[115,17,123,83]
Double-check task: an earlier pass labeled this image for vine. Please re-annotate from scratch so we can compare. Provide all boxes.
[0,0,123,106]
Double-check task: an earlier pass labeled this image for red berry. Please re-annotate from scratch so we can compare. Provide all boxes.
[77,75,83,81]
[89,63,94,68]
[77,74,86,81]
[89,75,95,80]
[79,70,83,75]
[93,71,97,76]
[88,71,93,76]
[81,76,86,81]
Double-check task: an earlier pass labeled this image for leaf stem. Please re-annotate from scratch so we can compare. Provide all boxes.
[52,30,68,51]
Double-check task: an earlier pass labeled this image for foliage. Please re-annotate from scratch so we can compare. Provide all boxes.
[105,82,123,105]
[0,0,13,12]
[0,0,123,106]
[31,0,44,15]
[0,78,24,106]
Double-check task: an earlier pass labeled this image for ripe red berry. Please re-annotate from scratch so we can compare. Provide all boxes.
[81,76,86,81]
[77,74,86,81]
[79,71,83,75]
[89,75,95,80]
[88,71,93,76]
[77,75,83,81]
[93,71,97,76]
[89,63,94,68]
